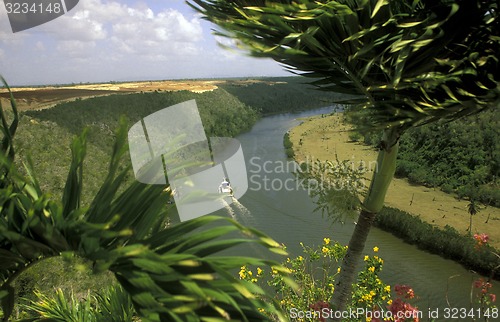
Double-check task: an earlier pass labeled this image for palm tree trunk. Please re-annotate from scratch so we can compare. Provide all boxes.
[330,128,399,321]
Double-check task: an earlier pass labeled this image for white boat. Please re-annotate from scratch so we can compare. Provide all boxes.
[218,178,234,196]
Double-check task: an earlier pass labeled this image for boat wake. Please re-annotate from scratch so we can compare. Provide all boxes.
[220,198,236,219]
[219,197,254,225]
[231,199,252,220]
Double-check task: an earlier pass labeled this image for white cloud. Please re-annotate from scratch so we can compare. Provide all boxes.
[110,7,203,58]
[35,41,45,51]
[0,0,287,85]
[28,0,204,59]
[36,8,107,41]
[56,40,96,58]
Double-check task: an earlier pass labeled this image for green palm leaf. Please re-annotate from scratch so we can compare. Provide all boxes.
[189,0,499,131]
[188,0,499,318]
[0,80,291,322]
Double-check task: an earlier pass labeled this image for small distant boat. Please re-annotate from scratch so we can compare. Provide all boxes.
[218,178,234,196]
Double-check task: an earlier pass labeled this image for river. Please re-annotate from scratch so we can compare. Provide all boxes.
[212,107,497,321]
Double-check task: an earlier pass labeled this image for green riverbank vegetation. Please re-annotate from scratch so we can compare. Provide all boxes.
[354,109,499,208]
[288,113,500,279]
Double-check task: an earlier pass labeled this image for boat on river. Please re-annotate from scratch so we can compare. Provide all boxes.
[218,178,234,197]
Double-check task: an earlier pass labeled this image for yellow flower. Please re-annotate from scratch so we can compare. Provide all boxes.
[337,267,341,273]
[257,267,263,275]
[322,246,329,254]
[361,293,373,302]
[368,266,375,273]
[239,266,247,279]
[247,270,253,276]
[364,255,369,261]
[272,268,278,275]
[298,255,304,261]
[387,299,393,305]
[384,285,391,293]
[373,246,379,252]
[323,237,331,245]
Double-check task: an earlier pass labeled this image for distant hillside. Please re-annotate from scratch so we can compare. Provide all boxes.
[15,78,336,204]
[220,76,343,114]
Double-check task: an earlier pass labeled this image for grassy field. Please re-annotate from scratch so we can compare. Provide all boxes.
[0,78,301,111]
[289,113,500,249]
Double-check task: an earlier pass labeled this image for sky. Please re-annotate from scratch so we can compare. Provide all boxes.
[0,0,290,86]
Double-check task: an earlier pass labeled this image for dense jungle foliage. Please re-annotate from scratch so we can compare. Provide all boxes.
[219,77,343,114]
[357,108,499,207]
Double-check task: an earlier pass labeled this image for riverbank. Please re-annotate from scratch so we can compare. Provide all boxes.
[288,113,500,250]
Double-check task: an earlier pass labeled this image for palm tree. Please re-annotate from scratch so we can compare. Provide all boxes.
[467,199,479,235]
[0,78,290,321]
[188,0,500,317]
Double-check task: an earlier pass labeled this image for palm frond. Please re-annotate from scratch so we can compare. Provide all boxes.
[189,0,500,132]
[0,81,291,321]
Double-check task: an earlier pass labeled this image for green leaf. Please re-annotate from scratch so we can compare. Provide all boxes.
[371,0,389,19]
[0,284,14,321]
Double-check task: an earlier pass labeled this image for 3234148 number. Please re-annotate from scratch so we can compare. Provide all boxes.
[5,2,62,14]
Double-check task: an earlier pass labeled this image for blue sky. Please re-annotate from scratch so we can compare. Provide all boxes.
[0,0,289,85]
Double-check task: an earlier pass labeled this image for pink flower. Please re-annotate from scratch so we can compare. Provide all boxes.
[474,278,497,304]
[473,233,489,248]
[394,284,415,299]
[388,298,420,322]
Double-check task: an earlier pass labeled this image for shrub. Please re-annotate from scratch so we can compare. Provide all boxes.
[375,207,500,278]
[239,239,422,322]
[348,131,362,142]
[283,132,295,158]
